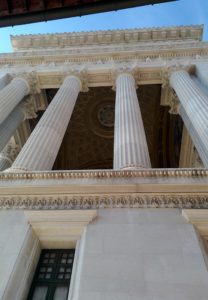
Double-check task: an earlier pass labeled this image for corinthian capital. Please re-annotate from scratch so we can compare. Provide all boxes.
[19,96,38,120]
[63,69,89,92]
[168,90,180,115]
[13,71,41,94]
[111,63,138,90]
[0,142,20,163]
[161,64,195,88]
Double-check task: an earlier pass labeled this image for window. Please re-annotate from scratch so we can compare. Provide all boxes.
[27,249,75,300]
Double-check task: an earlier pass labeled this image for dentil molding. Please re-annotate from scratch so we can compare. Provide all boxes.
[11,26,203,51]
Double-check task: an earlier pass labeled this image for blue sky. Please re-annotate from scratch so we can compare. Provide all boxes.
[0,0,207,53]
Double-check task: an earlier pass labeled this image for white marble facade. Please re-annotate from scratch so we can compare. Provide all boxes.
[0,25,208,299]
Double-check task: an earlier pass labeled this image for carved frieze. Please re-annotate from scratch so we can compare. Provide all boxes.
[0,169,208,209]
[0,194,208,210]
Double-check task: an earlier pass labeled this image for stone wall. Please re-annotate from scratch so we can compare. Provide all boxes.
[72,208,208,300]
[0,209,208,300]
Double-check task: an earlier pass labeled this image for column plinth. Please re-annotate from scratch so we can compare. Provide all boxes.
[7,75,82,172]
[113,73,151,169]
[170,70,208,167]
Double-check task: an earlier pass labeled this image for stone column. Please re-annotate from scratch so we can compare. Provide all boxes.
[0,74,10,91]
[113,73,151,169]
[180,105,207,166]
[195,63,208,90]
[0,72,39,124]
[7,75,82,172]
[170,70,208,167]
[0,99,37,152]
[0,142,20,171]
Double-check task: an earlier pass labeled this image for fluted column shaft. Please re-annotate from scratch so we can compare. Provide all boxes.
[180,106,207,166]
[0,106,25,152]
[0,77,30,124]
[9,76,81,171]
[195,63,208,90]
[114,73,151,169]
[170,70,208,167]
[0,74,9,91]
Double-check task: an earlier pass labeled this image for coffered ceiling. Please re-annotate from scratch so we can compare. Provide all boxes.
[30,84,182,170]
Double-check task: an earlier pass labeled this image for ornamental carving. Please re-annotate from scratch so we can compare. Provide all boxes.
[0,169,208,180]
[12,71,41,94]
[161,64,194,89]
[63,69,89,92]
[168,89,180,115]
[111,64,139,90]
[0,194,208,210]
[19,96,38,119]
[0,142,20,163]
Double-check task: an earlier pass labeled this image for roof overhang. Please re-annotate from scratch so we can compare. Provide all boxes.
[0,0,176,28]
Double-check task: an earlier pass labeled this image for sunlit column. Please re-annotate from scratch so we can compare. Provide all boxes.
[170,70,208,167]
[114,73,151,169]
[0,99,37,152]
[7,75,82,171]
[0,74,10,91]
[0,72,39,124]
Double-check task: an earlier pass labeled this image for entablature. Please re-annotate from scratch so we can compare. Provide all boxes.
[11,25,203,51]
[0,60,204,89]
[0,169,208,209]
[1,41,208,67]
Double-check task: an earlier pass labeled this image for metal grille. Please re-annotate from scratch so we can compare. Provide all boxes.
[27,249,75,300]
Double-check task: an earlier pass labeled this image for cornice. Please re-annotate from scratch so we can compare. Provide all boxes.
[0,169,208,209]
[11,25,203,51]
[1,41,208,67]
